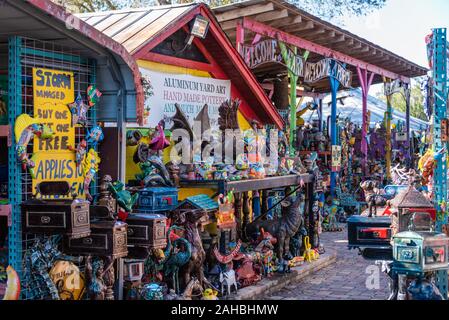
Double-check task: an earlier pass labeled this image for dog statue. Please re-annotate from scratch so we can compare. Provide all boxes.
[360,180,387,217]
[219,267,238,297]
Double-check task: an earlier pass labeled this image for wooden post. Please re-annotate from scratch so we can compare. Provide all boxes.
[383,77,393,181]
[356,67,375,175]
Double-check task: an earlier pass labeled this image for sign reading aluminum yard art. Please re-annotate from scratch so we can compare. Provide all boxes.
[304,58,352,88]
[240,39,305,77]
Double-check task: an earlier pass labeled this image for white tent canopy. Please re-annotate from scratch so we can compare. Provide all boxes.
[302,88,428,131]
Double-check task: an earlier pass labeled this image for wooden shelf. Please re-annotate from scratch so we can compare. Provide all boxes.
[180,174,314,194]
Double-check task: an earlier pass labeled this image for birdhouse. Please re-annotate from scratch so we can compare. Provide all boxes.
[389,186,436,235]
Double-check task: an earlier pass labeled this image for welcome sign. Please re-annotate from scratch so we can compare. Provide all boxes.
[240,39,305,77]
[304,58,352,88]
[140,68,231,128]
[32,67,84,197]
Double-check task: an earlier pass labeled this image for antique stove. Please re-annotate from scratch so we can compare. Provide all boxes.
[125,213,167,249]
[21,181,90,239]
[64,205,128,258]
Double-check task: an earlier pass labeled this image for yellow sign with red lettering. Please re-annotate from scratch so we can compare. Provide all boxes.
[32,67,84,197]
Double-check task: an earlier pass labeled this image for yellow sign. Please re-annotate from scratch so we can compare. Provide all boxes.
[32,67,84,197]
[49,261,85,300]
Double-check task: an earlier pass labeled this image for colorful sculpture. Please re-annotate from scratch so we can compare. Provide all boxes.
[85,125,104,147]
[14,114,54,178]
[149,121,170,152]
[108,180,139,213]
[82,148,100,202]
[67,93,90,126]
[164,230,192,294]
[87,85,102,107]
[68,139,87,168]
[2,266,20,300]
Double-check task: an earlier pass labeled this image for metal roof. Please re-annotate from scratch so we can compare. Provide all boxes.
[213,0,428,92]
[1,0,145,125]
[78,3,285,128]
[77,3,196,55]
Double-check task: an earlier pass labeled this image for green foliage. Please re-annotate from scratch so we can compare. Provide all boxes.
[287,0,386,21]
[375,82,428,121]
[53,0,387,18]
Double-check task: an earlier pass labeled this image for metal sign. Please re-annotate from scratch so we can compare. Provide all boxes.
[240,39,305,77]
[304,58,352,88]
[384,79,407,97]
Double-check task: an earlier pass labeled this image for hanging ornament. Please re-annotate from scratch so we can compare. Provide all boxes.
[68,139,87,168]
[67,93,90,127]
[85,125,104,147]
[14,114,54,178]
[82,148,100,202]
[87,85,102,107]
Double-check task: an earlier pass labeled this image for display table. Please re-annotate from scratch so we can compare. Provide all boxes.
[180,174,314,194]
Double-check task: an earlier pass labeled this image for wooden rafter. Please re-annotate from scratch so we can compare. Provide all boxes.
[216,2,274,22]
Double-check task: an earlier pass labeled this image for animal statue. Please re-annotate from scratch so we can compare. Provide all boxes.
[360,180,387,217]
[168,209,207,291]
[234,256,261,287]
[219,267,238,297]
[108,180,139,213]
[164,226,192,294]
[202,288,218,300]
[14,114,54,178]
[245,194,305,262]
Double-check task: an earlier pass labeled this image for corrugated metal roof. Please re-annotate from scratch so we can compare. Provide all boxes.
[77,3,197,54]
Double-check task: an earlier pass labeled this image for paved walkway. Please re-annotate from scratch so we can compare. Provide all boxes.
[263,226,390,300]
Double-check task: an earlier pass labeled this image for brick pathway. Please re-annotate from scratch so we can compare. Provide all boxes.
[263,226,390,300]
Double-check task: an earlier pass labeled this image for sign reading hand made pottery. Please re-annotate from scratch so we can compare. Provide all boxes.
[331,145,342,172]
[240,39,305,77]
[304,58,352,88]
[139,68,231,128]
[32,67,84,197]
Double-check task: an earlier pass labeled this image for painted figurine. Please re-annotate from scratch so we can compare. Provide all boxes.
[82,148,100,202]
[149,120,170,152]
[85,125,104,147]
[14,114,54,178]
[68,139,87,168]
[108,180,139,213]
[85,255,114,300]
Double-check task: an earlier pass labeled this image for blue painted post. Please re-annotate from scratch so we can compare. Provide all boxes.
[252,190,261,219]
[329,62,340,196]
[432,28,448,299]
[432,28,448,232]
[8,36,23,278]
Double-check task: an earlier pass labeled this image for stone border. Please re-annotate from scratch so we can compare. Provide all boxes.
[230,249,337,300]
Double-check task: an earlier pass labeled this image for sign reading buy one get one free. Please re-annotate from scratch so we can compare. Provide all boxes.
[32,67,84,197]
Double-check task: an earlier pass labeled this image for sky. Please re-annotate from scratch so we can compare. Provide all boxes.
[339,0,449,94]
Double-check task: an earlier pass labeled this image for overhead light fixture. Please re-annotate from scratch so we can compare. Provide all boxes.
[187,15,210,46]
